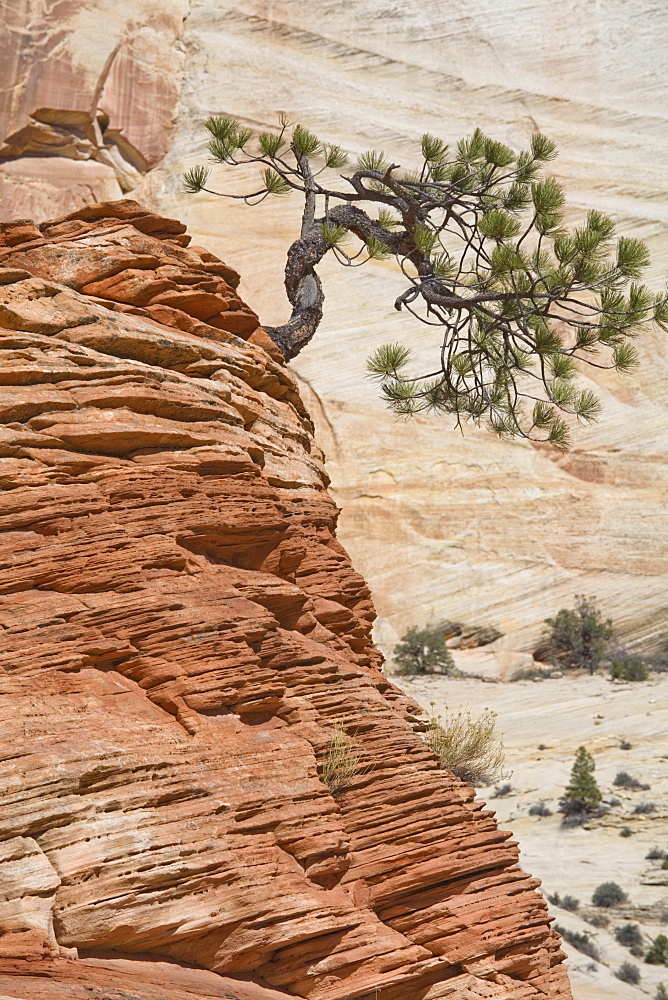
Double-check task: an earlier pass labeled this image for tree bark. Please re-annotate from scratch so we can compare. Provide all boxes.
[264,204,411,361]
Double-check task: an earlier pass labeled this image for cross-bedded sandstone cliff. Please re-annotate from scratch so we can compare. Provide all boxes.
[0,202,570,999]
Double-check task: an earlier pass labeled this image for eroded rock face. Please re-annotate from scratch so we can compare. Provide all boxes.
[0,202,570,999]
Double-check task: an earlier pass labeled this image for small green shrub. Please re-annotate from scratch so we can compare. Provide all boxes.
[529,802,553,817]
[560,746,602,821]
[646,935,668,966]
[662,857,668,870]
[491,782,512,798]
[620,739,633,750]
[616,924,644,951]
[617,962,641,984]
[646,651,668,673]
[511,666,550,681]
[587,912,610,928]
[633,801,657,814]
[610,657,648,681]
[320,723,360,793]
[425,707,507,786]
[656,983,668,1000]
[614,770,650,790]
[620,826,633,837]
[592,881,627,907]
[393,625,454,675]
[647,846,667,860]
[555,925,600,961]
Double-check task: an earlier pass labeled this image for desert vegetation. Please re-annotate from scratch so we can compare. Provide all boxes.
[534,594,666,681]
[592,882,628,908]
[540,595,614,673]
[393,625,454,675]
[320,722,361,793]
[646,935,668,966]
[615,771,651,791]
[559,746,603,824]
[554,924,600,961]
[529,801,553,817]
[615,923,644,957]
[617,962,641,984]
[425,707,507,786]
[610,657,648,681]
[547,892,579,911]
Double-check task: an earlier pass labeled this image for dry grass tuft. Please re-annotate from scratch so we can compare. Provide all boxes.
[320,722,361,793]
[425,706,508,786]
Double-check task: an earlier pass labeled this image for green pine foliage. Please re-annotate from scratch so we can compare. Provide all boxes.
[393,625,454,676]
[184,116,667,449]
[182,164,210,193]
[560,746,602,818]
[320,222,349,248]
[646,935,668,966]
[542,595,614,673]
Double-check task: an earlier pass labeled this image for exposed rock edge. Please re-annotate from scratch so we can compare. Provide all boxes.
[0,201,571,1000]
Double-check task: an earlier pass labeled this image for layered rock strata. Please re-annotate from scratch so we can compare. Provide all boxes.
[0,202,570,1000]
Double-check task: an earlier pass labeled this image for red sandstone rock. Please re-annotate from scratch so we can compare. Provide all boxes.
[0,202,571,1000]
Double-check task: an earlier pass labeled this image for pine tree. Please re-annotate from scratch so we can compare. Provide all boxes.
[184,117,668,451]
[543,595,614,673]
[393,625,454,675]
[646,935,668,966]
[560,746,602,817]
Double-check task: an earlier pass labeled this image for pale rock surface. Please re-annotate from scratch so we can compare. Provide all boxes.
[0,203,570,999]
[1,1,667,658]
